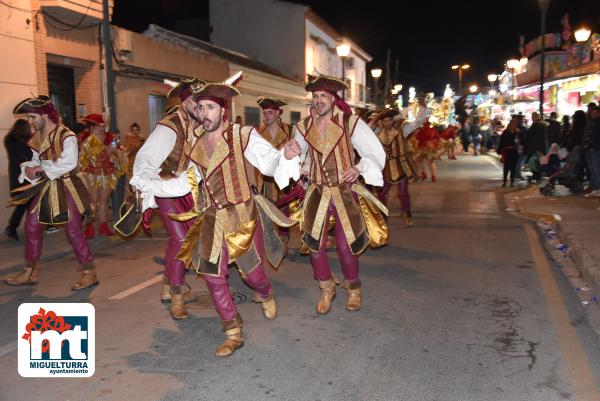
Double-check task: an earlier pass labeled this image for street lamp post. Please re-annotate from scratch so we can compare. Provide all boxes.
[487,74,497,101]
[451,64,470,94]
[538,0,550,117]
[371,68,382,106]
[336,43,351,101]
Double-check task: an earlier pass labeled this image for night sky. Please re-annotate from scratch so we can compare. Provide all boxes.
[113,0,599,95]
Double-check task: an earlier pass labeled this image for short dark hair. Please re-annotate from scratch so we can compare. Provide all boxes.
[550,112,557,119]
[130,122,140,129]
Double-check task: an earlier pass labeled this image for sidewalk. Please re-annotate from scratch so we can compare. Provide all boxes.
[0,175,167,274]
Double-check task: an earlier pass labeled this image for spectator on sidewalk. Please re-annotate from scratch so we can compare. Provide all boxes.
[470,117,482,156]
[4,119,32,241]
[460,119,470,153]
[560,114,571,148]
[583,106,600,198]
[540,143,562,177]
[545,112,561,149]
[524,112,548,181]
[497,117,520,187]
[568,110,588,183]
[123,122,144,177]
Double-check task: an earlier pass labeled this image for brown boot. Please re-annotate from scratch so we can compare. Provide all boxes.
[160,275,171,303]
[317,279,336,314]
[161,277,196,304]
[169,285,189,320]
[254,292,277,320]
[215,316,244,357]
[71,266,99,290]
[4,261,40,286]
[402,212,413,228]
[342,280,362,311]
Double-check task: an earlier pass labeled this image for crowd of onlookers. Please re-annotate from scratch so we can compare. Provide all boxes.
[3,118,144,241]
[460,103,600,197]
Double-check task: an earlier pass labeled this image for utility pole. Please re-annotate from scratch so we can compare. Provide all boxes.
[102,0,117,131]
[383,49,391,105]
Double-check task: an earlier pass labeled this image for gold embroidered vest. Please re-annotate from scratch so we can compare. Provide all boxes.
[256,121,293,202]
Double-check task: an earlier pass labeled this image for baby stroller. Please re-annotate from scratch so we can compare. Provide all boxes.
[539,147,584,196]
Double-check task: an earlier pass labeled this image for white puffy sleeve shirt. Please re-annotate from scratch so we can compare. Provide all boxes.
[19,136,79,183]
[243,128,300,190]
[130,124,198,211]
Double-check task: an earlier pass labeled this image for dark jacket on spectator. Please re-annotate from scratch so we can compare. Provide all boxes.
[4,131,32,190]
[583,118,600,152]
[524,121,547,157]
[545,118,561,148]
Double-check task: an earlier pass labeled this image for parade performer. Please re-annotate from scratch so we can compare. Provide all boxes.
[78,113,127,238]
[370,109,419,227]
[439,125,459,160]
[413,121,440,182]
[4,96,97,290]
[166,73,300,357]
[129,78,204,320]
[292,74,388,314]
[255,97,298,254]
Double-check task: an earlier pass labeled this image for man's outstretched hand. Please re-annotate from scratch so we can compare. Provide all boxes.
[284,139,301,160]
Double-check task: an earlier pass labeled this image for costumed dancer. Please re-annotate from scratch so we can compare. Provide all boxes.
[79,113,127,238]
[129,78,204,320]
[4,96,97,290]
[292,75,388,314]
[370,109,419,227]
[439,125,459,160]
[411,94,437,182]
[168,73,300,357]
[255,97,295,254]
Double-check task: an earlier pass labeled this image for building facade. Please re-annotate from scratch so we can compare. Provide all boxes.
[209,0,372,108]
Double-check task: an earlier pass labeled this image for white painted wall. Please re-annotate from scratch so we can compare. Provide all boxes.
[229,63,308,127]
[209,0,306,80]
[0,0,38,176]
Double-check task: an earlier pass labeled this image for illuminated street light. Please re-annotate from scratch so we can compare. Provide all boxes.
[575,27,592,43]
[469,85,478,93]
[394,84,403,92]
[489,89,497,97]
[370,68,382,105]
[451,63,470,93]
[336,43,351,100]
[487,74,497,83]
[336,43,351,57]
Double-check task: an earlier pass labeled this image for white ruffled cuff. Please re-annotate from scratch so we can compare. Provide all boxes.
[274,149,300,190]
[356,158,383,187]
[19,161,40,184]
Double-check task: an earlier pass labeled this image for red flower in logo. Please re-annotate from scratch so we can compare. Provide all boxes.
[22,308,72,353]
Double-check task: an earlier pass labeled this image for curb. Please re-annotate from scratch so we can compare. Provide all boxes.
[504,187,600,333]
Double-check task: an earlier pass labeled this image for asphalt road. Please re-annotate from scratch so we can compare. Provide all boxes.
[1,154,600,401]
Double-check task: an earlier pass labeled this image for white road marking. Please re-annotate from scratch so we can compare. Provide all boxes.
[0,341,17,358]
[108,275,163,300]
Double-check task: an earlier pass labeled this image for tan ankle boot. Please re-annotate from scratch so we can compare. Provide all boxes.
[215,316,244,357]
[160,275,171,303]
[161,278,196,304]
[317,279,336,314]
[169,285,188,320]
[342,280,361,311]
[4,262,40,286]
[254,292,277,320]
[402,212,413,228]
[71,266,99,290]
